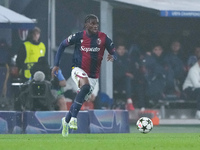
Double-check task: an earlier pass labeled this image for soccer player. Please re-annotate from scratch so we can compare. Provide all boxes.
[51,14,116,137]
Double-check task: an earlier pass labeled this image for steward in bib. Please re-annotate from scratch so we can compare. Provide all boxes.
[16,27,46,81]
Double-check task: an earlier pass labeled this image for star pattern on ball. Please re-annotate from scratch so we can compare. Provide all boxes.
[142,125,147,131]
[147,119,152,124]
[137,117,153,133]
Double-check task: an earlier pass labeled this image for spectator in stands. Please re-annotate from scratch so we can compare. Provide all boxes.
[139,43,173,107]
[183,47,200,119]
[165,39,187,91]
[128,34,152,109]
[128,32,151,64]
[187,45,200,70]
[113,44,134,110]
[16,27,46,82]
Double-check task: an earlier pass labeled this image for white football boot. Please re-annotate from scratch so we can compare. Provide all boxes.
[62,117,69,137]
[69,117,78,130]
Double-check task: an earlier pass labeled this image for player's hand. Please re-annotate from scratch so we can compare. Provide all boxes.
[51,66,59,78]
[107,54,114,62]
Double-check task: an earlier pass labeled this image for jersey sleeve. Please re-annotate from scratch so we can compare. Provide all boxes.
[54,33,78,66]
[105,35,117,60]
[67,33,77,45]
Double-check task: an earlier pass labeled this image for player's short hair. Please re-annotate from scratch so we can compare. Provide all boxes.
[84,14,98,23]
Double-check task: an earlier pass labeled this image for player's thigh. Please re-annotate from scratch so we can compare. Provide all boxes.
[79,77,89,87]
[71,67,89,88]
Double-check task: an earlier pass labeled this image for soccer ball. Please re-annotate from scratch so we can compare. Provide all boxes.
[136,117,153,133]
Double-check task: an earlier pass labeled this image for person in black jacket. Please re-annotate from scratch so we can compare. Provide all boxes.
[113,44,134,110]
[165,40,187,90]
[139,43,174,107]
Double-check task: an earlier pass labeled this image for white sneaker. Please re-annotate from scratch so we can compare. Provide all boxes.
[62,117,69,137]
[195,110,200,119]
[69,117,78,130]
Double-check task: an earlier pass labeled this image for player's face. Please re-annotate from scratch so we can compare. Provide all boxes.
[86,18,99,35]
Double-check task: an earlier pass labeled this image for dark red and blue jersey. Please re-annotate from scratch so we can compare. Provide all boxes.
[54,30,116,78]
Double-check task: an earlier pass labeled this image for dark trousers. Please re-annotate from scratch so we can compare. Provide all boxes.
[184,87,200,110]
[114,76,133,99]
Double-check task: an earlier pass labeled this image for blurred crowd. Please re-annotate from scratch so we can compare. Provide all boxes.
[0,28,200,116]
[113,33,200,115]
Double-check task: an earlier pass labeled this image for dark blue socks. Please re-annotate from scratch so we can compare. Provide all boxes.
[65,84,90,123]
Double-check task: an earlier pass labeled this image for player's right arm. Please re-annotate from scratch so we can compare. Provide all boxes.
[52,33,77,77]
[54,33,77,67]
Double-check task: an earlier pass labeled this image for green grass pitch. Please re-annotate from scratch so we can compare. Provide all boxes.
[0,126,199,150]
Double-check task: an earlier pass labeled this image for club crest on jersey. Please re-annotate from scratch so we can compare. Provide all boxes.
[97,38,101,45]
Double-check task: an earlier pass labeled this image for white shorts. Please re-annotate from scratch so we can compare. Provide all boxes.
[71,67,98,101]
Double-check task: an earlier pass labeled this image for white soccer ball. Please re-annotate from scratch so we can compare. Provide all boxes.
[136,117,153,133]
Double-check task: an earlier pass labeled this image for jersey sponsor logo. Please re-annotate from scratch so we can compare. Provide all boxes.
[81,46,100,53]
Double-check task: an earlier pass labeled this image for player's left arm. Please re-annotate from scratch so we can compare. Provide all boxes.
[105,35,117,62]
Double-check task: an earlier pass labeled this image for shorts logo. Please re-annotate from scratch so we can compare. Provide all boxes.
[82,73,86,76]
[97,38,101,45]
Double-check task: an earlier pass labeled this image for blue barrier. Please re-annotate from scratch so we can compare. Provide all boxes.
[0,111,22,134]
[88,110,129,133]
[23,111,90,134]
[0,110,129,134]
